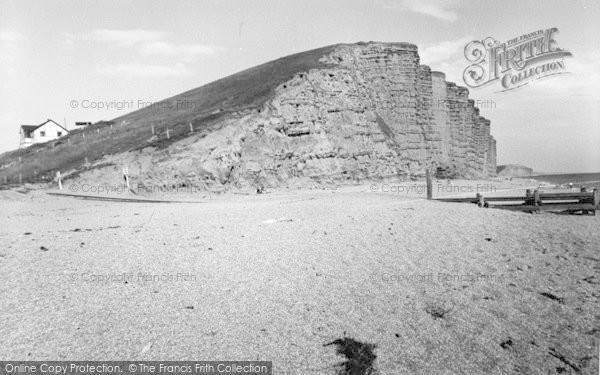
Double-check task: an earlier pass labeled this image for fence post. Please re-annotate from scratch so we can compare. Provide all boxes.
[189,122,194,134]
[151,124,155,135]
[593,189,599,216]
[166,127,170,139]
[525,189,532,206]
[534,189,541,207]
[19,173,22,184]
[476,193,485,208]
[123,167,130,190]
[56,171,62,190]
[425,169,432,200]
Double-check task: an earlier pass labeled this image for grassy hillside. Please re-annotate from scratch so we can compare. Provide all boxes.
[0,44,341,186]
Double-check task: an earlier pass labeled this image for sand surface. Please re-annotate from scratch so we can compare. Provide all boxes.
[0,181,598,374]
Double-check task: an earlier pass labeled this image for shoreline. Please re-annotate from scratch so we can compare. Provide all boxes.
[2,175,598,203]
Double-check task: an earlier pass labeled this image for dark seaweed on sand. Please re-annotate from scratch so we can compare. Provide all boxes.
[324,337,377,375]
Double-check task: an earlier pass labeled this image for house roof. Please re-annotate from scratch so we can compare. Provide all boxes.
[20,125,38,133]
[20,119,69,133]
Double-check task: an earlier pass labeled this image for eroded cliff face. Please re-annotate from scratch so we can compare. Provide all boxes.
[497,164,532,177]
[82,42,497,191]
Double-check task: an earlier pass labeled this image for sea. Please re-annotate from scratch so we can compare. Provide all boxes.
[532,172,600,190]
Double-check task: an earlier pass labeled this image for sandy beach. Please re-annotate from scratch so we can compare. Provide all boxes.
[2,1,599,374]
[0,180,598,374]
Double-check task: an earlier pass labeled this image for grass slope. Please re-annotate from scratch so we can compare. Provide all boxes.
[0,44,341,186]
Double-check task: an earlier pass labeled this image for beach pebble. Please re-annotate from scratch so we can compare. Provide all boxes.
[140,342,153,354]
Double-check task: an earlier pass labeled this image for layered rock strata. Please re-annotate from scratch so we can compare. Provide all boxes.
[87,42,497,190]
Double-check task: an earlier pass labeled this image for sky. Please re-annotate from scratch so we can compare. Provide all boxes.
[1,0,598,173]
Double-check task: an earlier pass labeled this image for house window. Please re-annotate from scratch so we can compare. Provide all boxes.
[57,132,62,137]
[40,131,46,137]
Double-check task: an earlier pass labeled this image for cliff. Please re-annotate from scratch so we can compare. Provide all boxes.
[497,164,533,178]
[128,42,496,190]
[1,42,496,190]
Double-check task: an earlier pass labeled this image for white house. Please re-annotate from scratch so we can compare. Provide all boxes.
[19,119,69,148]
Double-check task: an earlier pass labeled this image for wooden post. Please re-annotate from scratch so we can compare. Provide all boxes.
[123,167,130,190]
[476,193,485,208]
[189,122,194,133]
[593,189,599,216]
[425,169,432,200]
[19,173,22,184]
[534,189,541,207]
[525,189,532,206]
[166,127,170,139]
[151,124,155,135]
[56,171,62,190]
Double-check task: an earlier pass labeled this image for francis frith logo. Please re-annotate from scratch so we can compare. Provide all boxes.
[463,27,572,91]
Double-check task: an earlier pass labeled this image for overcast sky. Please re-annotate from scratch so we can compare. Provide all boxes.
[1,0,598,173]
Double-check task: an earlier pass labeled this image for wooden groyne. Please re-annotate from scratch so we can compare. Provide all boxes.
[435,188,599,215]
